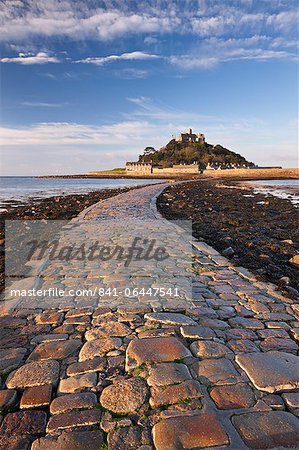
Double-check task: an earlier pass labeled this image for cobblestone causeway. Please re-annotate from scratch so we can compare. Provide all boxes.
[0,183,299,449]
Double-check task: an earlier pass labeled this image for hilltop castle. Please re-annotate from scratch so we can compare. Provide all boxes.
[176,128,205,144]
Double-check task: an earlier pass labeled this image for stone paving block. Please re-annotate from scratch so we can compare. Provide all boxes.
[85,322,131,339]
[107,425,147,450]
[259,337,298,353]
[30,334,69,345]
[210,383,255,409]
[0,348,27,375]
[229,317,264,329]
[236,351,299,393]
[282,393,299,410]
[58,373,97,394]
[190,340,232,358]
[180,325,216,339]
[66,307,94,317]
[50,392,97,414]
[27,340,82,362]
[100,377,148,413]
[226,328,257,340]
[147,363,192,386]
[199,318,230,329]
[126,337,191,370]
[0,390,17,413]
[0,410,47,437]
[193,358,243,386]
[31,430,103,450]
[145,312,197,326]
[6,360,60,389]
[20,385,52,409]
[66,357,106,376]
[263,394,285,410]
[232,411,299,449]
[150,379,203,407]
[228,339,259,353]
[79,338,122,361]
[46,409,102,433]
[35,312,64,325]
[153,413,229,450]
[257,329,290,339]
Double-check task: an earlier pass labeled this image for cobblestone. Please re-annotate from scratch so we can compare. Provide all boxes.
[2,183,299,449]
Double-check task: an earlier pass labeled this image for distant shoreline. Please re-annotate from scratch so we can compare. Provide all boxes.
[35,167,298,180]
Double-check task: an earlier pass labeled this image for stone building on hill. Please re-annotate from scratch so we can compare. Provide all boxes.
[177,128,205,143]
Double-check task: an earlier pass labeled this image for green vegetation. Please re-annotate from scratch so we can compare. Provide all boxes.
[139,140,254,168]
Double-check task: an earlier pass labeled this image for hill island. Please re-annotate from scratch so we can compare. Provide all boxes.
[125,128,255,175]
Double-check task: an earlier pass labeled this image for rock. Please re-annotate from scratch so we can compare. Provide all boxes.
[228,340,259,353]
[229,317,264,329]
[30,334,69,345]
[144,313,197,326]
[85,322,131,339]
[6,360,60,389]
[235,351,299,393]
[50,393,97,415]
[126,337,191,371]
[222,247,234,256]
[46,409,102,433]
[66,357,106,376]
[257,329,289,339]
[0,348,27,375]
[107,425,144,450]
[100,377,148,414]
[66,307,93,317]
[190,340,232,358]
[259,337,298,353]
[263,394,285,410]
[0,410,47,437]
[79,338,122,361]
[226,328,257,340]
[35,312,64,325]
[282,392,299,410]
[58,373,97,394]
[193,358,243,386]
[232,411,299,449]
[20,385,52,409]
[150,379,203,408]
[0,390,17,413]
[210,383,255,409]
[147,363,192,386]
[153,413,229,450]
[31,430,103,450]
[27,340,82,362]
[289,255,299,268]
[64,316,90,325]
[180,325,216,340]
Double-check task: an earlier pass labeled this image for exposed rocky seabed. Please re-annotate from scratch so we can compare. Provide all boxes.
[157,180,299,298]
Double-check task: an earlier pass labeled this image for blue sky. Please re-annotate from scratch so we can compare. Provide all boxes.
[0,0,298,175]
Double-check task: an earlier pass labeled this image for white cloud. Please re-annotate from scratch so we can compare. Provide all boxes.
[0,0,297,43]
[20,102,65,107]
[76,51,159,66]
[169,36,298,69]
[0,52,59,65]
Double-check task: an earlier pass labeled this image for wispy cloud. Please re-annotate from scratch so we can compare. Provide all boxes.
[169,36,298,69]
[20,102,66,108]
[0,1,297,42]
[76,51,159,66]
[115,68,149,79]
[0,52,59,65]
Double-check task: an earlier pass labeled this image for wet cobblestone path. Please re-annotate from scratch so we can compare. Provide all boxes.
[0,183,299,449]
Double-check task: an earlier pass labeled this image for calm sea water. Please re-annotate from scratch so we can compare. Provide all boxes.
[0,177,165,211]
[244,179,299,206]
